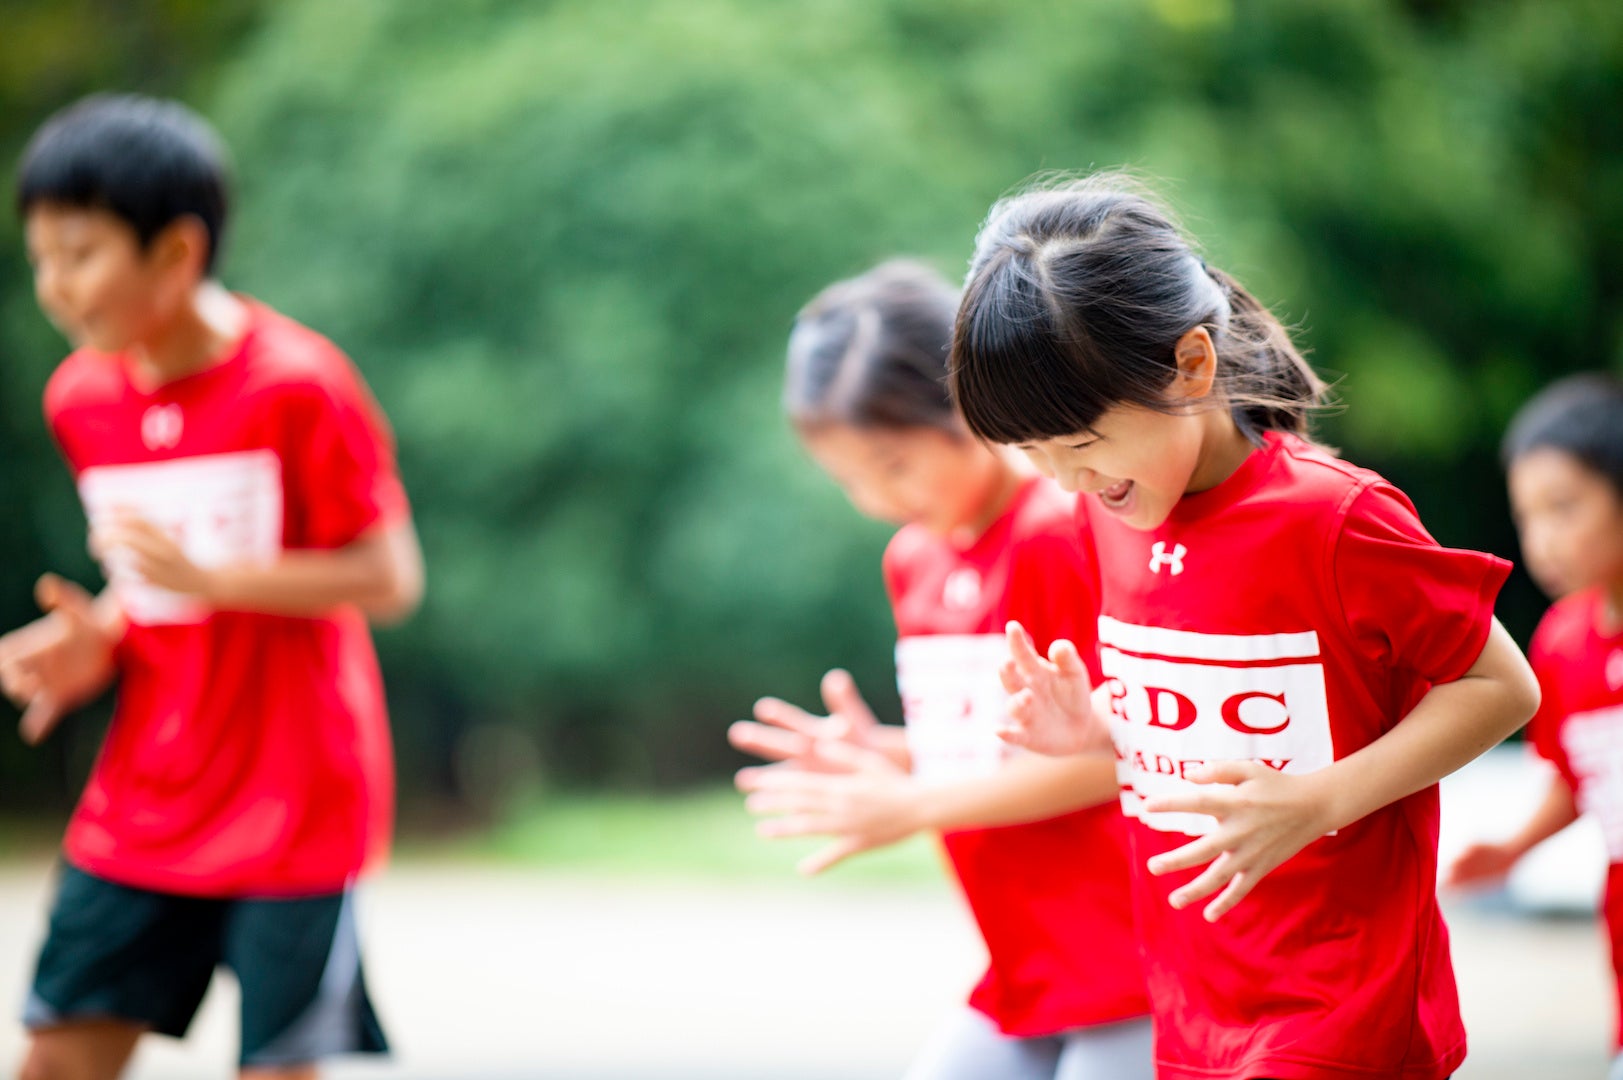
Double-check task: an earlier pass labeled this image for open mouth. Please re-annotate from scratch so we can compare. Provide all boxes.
[1098,479,1134,511]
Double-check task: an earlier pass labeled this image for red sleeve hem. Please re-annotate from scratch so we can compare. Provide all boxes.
[1427,553,1512,686]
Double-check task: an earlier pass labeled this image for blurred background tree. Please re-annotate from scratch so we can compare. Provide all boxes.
[1,0,1619,822]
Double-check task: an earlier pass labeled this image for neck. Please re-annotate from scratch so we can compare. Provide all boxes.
[1187,409,1257,494]
[945,452,1026,549]
[127,282,248,388]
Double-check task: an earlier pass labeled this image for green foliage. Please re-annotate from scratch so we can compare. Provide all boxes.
[1,0,1620,810]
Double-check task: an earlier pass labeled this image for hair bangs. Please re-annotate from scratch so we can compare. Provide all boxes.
[949,256,1111,446]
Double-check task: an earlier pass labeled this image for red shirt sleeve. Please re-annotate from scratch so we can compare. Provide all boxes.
[1006,530,1104,686]
[1332,482,1511,686]
[278,362,409,550]
[1525,616,1578,788]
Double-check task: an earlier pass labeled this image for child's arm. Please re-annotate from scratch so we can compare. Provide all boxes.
[1143,618,1539,921]
[1444,771,1579,888]
[94,515,424,621]
[0,574,124,745]
[737,740,1120,875]
[729,668,911,773]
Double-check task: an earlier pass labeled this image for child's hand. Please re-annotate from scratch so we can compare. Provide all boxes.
[0,575,119,745]
[736,739,921,875]
[91,515,214,599]
[1442,841,1520,890]
[997,620,1107,756]
[1143,761,1337,922]
[729,668,882,774]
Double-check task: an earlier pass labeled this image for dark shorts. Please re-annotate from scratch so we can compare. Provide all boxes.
[23,863,389,1068]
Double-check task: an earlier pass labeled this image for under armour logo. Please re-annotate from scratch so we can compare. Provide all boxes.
[141,404,183,450]
[1607,649,1623,692]
[942,568,982,611]
[1148,541,1186,575]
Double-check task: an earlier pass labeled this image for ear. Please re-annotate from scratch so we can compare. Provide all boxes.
[1169,326,1218,402]
[148,215,213,283]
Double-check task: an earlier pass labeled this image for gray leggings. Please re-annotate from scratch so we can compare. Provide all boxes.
[902,1006,1155,1080]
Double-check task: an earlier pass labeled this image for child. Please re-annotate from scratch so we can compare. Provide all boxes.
[728,260,1152,1080]
[0,94,421,1080]
[947,174,1540,1079]
[1446,372,1623,1079]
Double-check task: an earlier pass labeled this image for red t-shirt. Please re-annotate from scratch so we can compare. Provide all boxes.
[44,299,406,898]
[884,475,1148,1037]
[1080,432,1508,1079]
[1526,586,1623,1047]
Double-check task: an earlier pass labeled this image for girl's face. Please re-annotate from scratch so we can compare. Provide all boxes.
[800,424,1006,536]
[1508,447,1623,600]
[1010,327,1251,531]
[1015,405,1209,531]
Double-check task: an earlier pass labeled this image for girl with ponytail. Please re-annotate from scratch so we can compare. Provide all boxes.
[949,174,1540,1080]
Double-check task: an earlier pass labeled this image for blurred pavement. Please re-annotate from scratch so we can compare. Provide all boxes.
[0,857,1612,1080]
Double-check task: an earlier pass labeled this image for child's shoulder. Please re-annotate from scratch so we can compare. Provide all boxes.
[1270,434,1386,501]
[1530,588,1602,663]
[44,346,126,417]
[1264,433,1421,533]
[1004,476,1087,565]
[239,300,358,397]
[882,522,935,579]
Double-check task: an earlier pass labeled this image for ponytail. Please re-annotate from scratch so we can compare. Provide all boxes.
[1204,266,1326,440]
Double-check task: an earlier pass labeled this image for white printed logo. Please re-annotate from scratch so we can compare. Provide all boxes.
[1607,649,1623,693]
[1562,703,1623,860]
[140,404,184,450]
[896,634,1012,782]
[1148,541,1187,575]
[942,568,982,611]
[1098,617,1334,836]
[79,451,283,626]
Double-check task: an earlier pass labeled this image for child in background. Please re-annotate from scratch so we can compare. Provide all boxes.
[0,94,421,1080]
[1446,373,1623,1080]
[728,259,1152,1080]
[948,173,1539,1079]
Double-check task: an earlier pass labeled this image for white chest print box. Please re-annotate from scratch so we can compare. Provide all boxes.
[896,634,1014,783]
[1563,703,1623,860]
[1099,617,1335,837]
[78,451,283,626]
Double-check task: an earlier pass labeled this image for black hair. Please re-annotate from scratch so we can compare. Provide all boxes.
[784,258,963,433]
[1502,372,1623,496]
[949,172,1325,446]
[16,93,232,274]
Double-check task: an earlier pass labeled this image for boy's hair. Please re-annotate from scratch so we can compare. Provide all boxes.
[949,172,1325,446]
[16,94,232,274]
[1502,372,1623,496]
[784,258,963,433]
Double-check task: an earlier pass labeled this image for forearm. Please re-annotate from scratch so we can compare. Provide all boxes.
[1504,773,1580,857]
[201,523,421,620]
[913,750,1119,832]
[1317,619,1539,830]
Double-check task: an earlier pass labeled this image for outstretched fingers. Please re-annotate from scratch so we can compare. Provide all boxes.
[728,719,809,766]
[750,696,822,737]
[819,669,877,736]
[798,836,872,876]
[1004,621,1050,683]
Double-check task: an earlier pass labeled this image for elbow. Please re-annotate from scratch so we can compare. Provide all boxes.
[1511,663,1541,729]
[368,562,424,626]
